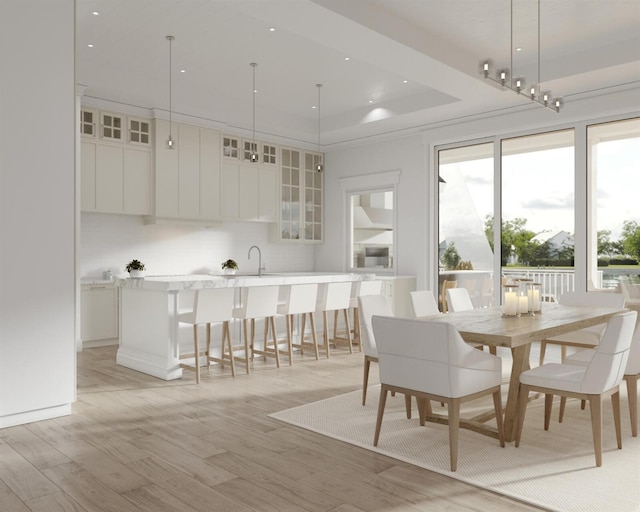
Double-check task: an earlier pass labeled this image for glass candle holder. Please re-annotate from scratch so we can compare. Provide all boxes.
[528,282,542,313]
[502,284,519,316]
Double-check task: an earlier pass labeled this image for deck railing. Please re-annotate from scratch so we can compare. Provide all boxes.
[502,268,606,302]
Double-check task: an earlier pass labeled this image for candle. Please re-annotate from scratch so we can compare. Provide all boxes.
[518,295,528,314]
[504,291,517,316]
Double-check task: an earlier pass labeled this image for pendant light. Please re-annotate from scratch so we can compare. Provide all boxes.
[250,62,259,163]
[315,83,323,173]
[166,35,175,149]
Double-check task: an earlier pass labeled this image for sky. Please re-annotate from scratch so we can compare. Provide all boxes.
[446,136,640,243]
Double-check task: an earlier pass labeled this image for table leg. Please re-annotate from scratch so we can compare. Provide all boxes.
[504,344,531,442]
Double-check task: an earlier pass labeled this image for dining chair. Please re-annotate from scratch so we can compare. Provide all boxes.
[178,287,236,383]
[515,310,637,467]
[348,280,383,352]
[446,287,496,355]
[231,285,280,373]
[277,283,319,362]
[409,290,440,318]
[538,291,626,365]
[445,287,475,312]
[372,315,504,472]
[439,280,457,313]
[560,319,640,437]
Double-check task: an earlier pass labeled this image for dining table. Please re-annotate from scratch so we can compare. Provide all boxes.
[420,302,628,442]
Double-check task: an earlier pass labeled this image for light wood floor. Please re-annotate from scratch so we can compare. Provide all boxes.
[0,345,545,512]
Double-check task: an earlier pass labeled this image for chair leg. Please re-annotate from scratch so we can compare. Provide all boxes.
[559,396,567,422]
[373,384,389,446]
[544,393,553,431]
[626,375,638,437]
[448,398,461,472]
[515,384,530,447]
[404,394,411,419]
[362,358,371,406]
[588,394,603,467]
[492,389,505,447]
[612,390,622,450]
[539,340,547,366]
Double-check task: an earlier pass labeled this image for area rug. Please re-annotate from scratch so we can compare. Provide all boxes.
[270,384,640,512]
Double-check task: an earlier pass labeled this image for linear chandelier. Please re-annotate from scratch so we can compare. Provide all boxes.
[480,0,562,113]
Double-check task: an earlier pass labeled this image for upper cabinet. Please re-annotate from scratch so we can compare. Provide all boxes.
[275,148,323,243]
[80,108,152,215]
[154,120,221,221]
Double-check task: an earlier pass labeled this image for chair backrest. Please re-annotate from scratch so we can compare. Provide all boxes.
[624,321,640,375]
[582,310,637,393]
[372,316,501,398]
[193,287,235,324]
[558,290,625,308]
[280,283,318,315]
[357,294,393,358]
[239,285,280,318]
[409,290,440,318]
[446,287,474,312]
[318,281,352,310]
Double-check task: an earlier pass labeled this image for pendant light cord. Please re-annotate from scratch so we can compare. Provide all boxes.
[166,35,175,147]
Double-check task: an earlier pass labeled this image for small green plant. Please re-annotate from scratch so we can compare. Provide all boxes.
[125,259,145,272]
[221,259,238,270]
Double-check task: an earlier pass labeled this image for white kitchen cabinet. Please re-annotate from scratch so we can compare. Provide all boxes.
[221,160,275,222]
[81,283,119,347]
[274,148,323,242]
[379,276,417,318]
[154,120,221,221]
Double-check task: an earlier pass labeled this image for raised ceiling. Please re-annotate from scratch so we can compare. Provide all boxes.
[76,0,640,148]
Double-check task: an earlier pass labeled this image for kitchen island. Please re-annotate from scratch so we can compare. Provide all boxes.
[116,273,377,380]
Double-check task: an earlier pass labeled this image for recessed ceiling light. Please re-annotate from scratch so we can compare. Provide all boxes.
[92,11,99,15]
[368,100,374,103]
[516,47,523,52]
[269,27,275,32]
[344,57,350,61]
[312,105,316,109]
[402,80,408,83]
[180,69,186,73]
[87,44,94,48]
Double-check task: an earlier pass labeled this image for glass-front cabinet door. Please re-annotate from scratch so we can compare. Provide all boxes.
[280,148,301,240]
[304,152,323,241]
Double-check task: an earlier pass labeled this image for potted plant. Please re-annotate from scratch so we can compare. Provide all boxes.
[221,259,238,275]
[125,259,146,278]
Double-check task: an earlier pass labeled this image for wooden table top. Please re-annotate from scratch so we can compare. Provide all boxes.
[422,303,626,348]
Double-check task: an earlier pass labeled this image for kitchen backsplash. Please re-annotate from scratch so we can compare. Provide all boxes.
[80,213,315,279]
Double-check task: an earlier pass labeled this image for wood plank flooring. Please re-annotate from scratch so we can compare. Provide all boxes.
[0,345,545,512]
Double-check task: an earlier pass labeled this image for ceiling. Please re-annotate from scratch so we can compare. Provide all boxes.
[76,0,640,149]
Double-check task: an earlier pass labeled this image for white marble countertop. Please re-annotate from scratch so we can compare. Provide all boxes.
[115,272,377,291]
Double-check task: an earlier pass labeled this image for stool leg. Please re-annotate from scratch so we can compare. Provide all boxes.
[309,312,319,360]
[300,313,307,355]
[243,319,250,374]
[205,323,211,370]
[193,324,200,384]
[323,310,331,358]
[343,308,353,354]
[270,316,280,368]
[224,321,236,377]
[287,314,294,365]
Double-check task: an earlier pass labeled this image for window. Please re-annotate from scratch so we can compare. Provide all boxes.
[223,136,239,159]
[262,143,277,165]
[128,118,150,145]
[349,190,394,270]
[80,109,96,137]
[101,112,123,141]
[587,118,640,290]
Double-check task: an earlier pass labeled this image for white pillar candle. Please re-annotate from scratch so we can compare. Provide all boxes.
[504,291,517,316]
[518,295,529,314]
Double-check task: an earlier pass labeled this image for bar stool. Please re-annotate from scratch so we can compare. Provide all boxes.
[277,283,320,362]
[231,285,280,373]
[440,279,458,313]
[316,281,353,356]
[178,287,236,384]
[348,280,382,352]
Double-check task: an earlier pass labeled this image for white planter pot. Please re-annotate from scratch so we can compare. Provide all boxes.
[223,268,237,275]
[129,269,144,278]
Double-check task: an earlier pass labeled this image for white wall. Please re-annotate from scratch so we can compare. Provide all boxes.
[0,0,76,427]
[81,214,315,278]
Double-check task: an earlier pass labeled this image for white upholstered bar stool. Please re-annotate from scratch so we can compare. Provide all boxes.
[316,281,353,357]
[178,287,236,384]
[348,280,383,352]
[277,283,320,363]
[231,285,280,373]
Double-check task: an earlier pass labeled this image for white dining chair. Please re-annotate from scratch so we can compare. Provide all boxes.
[538,291,626,365]
[409,290,440,318]
[515,310,637,467]
[178,287,236,383]
[560,318,640,437]
[372,315,504,472]
[446,287,475,312]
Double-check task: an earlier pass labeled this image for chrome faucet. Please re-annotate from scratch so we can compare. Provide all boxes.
[248,245,265,277]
